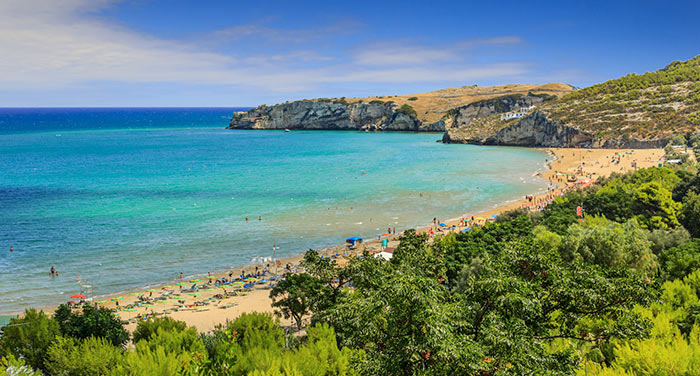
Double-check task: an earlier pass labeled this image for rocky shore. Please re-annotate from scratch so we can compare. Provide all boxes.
[229,94,666,149]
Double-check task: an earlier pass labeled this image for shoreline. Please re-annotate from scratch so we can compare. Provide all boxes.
[18,147,664,332]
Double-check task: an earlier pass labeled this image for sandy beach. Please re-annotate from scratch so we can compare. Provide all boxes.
[42,147,664,333]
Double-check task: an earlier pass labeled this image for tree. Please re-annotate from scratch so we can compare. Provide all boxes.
[632,181,681,229]
[659,239,700,280]
[45,336,123,376]
[559,218,657,275]
[53,304,129,347]
[680,191,700,237]
[0,354,42,376]
[0,309,60,372]
[132,317,187,343]
[270,274,325,330]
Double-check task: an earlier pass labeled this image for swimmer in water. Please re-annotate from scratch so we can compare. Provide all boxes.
[245,216,249,222]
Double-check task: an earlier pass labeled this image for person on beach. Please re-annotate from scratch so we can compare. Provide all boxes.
[180,272,183,280]
[50,266,55,276]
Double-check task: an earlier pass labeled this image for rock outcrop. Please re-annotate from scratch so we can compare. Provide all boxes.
[228,100,442,132]
[229,94,666,149]
[440,94,549,130]
[443,111,665,148]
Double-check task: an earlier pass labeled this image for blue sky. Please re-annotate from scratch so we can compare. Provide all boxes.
[0,0,698,107]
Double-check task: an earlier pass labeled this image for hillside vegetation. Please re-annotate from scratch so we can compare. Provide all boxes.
[543,55,700,139]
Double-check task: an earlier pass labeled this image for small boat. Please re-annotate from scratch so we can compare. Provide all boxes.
[284,129,290,132]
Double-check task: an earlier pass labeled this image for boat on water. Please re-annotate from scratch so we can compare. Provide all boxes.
[284,129,290,132]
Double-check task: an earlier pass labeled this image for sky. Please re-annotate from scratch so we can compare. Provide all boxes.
[0,0,698,107]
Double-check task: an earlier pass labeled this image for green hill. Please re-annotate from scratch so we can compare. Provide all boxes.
[543,55,700,139]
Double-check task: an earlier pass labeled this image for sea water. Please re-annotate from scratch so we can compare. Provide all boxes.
[0,108,548,314]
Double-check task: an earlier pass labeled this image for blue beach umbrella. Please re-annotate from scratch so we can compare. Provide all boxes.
[461,228,472,232]
[439,223,447,227]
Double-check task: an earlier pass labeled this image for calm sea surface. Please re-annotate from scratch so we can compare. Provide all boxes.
[0,108,548,313]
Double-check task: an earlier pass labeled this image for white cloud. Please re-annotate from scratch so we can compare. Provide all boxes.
[0,0,531,98]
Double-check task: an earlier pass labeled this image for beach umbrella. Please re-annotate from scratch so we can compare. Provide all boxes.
[206,276,217,279]
[491,214,498,218]
[70,294,86,299]
[246,277,260,281]
[475,217,485,221]
[188,293,202,297]
[145,289,157,292]
[175,282,188,286]
[259,279,270,283]
[232,281,245,286]
[97,300,108,304]
[438,223,447,227]
[461,228,472,232]
[189,279,201,283]
[129,292,143,296]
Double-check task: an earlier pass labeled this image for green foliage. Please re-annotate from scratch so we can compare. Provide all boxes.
[132,316,187,343]
[270,273,325,329]
[54,304,129,347]
[0,354,42,376]
[647,227,690,255]
[0,309,60,372]
[659,239,700,280]
[560,218,657,275]
[396,103,417,118]
[407,96,418,101]
[680,191,700,237]
[45,336,123,376]
[673,171,700,202]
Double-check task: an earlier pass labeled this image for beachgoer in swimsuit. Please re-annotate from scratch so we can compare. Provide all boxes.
[50,266,55,276]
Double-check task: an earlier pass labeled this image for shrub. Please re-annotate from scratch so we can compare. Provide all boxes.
[45,336,123,376]
[0,309,60,372]
[407,97,418,101]
[396,104,417,118]
[133,317,187,343]
[659,239,700,280]
[680,191,700,237]
[54,304,129,347]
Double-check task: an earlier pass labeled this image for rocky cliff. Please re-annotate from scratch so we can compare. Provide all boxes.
[228,100,443,132]
[437,93,551,130]
[443,110,665,148]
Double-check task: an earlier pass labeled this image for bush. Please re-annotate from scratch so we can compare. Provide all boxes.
[54,304,129,347]
[647,228,691,255]
[559,218,657,275]
[133,317,187,343]
[680,191,700,237]
[659,239,700,280]
[45,336,123,376]
[0,353,42,376]
[396,104,417,118]
[0,309,60,372]
[407,97,418,101]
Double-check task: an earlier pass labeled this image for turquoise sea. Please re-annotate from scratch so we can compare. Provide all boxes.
[0,108,549,314]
